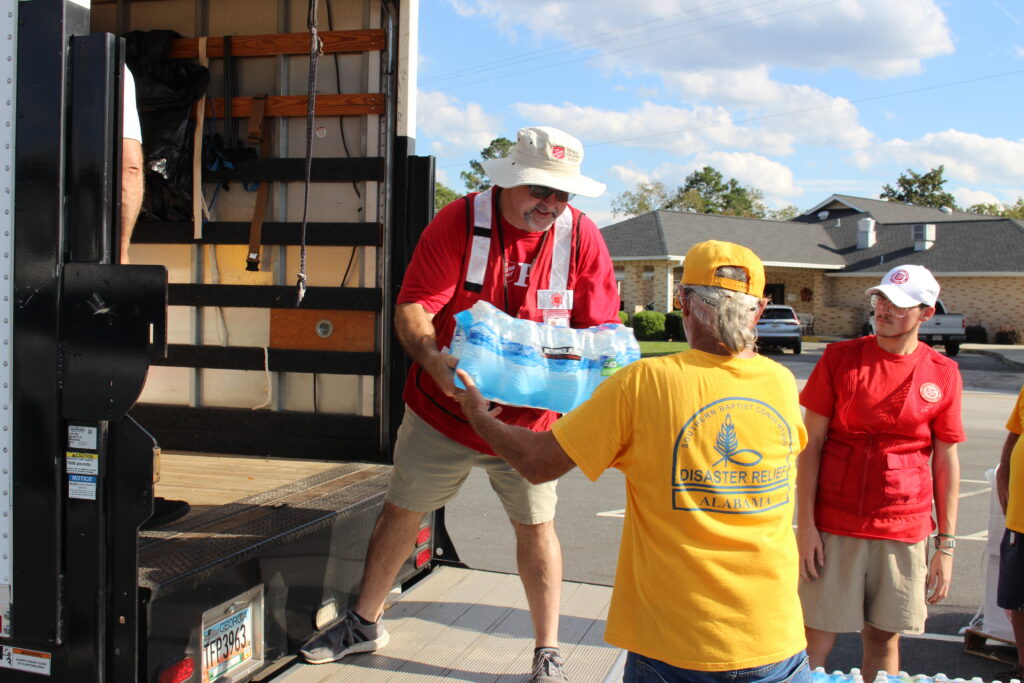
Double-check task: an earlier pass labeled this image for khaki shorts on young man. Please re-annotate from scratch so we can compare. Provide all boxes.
[386,410,558,525]
[799,531,929,634]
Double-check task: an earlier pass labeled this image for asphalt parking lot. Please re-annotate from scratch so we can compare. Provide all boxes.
[446,343,1024,680]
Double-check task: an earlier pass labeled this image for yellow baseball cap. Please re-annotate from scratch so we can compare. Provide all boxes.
[681,240,765,297]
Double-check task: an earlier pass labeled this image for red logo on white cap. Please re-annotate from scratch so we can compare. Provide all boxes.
[890,269,910,284]
[920,383,942,403]
[552,145,565,160]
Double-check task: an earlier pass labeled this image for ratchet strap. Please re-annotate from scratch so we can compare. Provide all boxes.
[245,93,271,271]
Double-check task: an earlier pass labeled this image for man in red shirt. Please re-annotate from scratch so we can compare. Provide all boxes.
[796,265,963,682]
[301,126,619,682]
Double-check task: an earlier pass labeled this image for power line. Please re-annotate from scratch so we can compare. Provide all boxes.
[421,0,779,86]
[431,67,1024,171]
[586,68,1024,148]
[423,0,841,92]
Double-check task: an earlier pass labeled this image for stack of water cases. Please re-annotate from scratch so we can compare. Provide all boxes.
[812,669,1021,683]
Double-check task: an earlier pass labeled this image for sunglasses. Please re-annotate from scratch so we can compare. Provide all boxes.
[870,294,924,318]
[527,185,573,203]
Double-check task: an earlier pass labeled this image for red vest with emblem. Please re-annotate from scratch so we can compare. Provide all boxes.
[813,337,961,542]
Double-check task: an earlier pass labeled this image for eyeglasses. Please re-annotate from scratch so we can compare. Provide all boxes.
[870,294,922,318]
[527,185,573,203]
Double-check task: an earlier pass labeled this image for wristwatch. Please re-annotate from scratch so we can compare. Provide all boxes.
[934,534,956,550]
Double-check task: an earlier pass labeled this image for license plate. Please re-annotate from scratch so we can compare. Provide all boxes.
[201,586,263,683]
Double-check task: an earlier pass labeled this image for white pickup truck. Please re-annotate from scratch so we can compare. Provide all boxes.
[867,299,967,356]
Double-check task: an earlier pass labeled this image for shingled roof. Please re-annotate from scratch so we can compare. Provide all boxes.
[602,195,1024,275]
[798,194,1000,225]
[823,216,1024,275]
[600,210,847,269]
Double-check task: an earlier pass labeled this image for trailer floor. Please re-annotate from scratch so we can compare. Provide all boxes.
[271,565,624,682]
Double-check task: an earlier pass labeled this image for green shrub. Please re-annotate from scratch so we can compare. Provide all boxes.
[665,310,685,341]
[618,310,629,326]
[965,325,988,344]
[994,328,1024,345]
[632,310,667,341]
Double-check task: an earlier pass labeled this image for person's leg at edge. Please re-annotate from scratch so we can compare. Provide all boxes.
[352,501,426,622]
[1006,609,1024,673]
[861,623,900,682]
[805,627,837,670]
[512,519,562,648]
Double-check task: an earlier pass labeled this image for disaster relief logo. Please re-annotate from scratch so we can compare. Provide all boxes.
[672,397,796,514]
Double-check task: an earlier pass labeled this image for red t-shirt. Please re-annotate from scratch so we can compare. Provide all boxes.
[398,192,620,454]
[800,336,965,541]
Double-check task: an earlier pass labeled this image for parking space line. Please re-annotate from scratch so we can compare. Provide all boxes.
[959,487,991,500]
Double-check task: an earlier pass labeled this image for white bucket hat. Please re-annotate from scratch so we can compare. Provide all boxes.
[866,265,940,307]
[481,126,606,198]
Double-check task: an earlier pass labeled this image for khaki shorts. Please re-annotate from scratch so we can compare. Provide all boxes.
[386,410,558,525]
[799,531,929,635]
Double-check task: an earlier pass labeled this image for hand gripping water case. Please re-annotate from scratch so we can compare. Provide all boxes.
[450,301,641,413]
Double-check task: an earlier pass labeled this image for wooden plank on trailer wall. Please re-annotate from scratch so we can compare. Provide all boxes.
[168,30,386,59]
[203,93,385,118]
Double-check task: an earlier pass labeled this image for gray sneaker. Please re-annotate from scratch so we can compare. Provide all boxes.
[299,609,390,664]
[530,647,568,682]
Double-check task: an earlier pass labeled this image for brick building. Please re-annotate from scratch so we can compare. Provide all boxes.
[602,194,1024,339]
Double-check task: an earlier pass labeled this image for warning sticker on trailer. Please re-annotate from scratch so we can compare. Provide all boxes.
[66,451,98,476]
[68,474,97,501]
[68,425,97,451]
[0,645,53,675]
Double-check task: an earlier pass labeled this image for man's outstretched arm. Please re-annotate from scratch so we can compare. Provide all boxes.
[454,368,575,484]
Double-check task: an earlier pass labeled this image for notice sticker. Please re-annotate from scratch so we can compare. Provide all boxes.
[66,451,98,476]
[0,646,53,675]
[68,425,97,451]
[68,474,97,501]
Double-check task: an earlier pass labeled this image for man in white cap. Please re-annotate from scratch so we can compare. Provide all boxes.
[300,126,618,682]
[796,264,964,681]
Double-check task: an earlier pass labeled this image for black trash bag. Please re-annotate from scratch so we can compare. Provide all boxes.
[125,30,210,222]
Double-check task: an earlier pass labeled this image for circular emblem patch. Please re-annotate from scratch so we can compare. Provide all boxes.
[890,269,910,284]
[920,382,942,403]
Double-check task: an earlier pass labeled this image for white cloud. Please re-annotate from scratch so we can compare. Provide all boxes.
[662,66,873,149]
[417,90,501,157]
[449,0,953,79]
[514,100,798,156]
[1016,44,1024,59]
[607,153,802,207]
[608,164,652,186]
[861,129,1024,187]
[953,187,1001,208]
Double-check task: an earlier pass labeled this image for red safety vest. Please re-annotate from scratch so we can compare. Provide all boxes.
[813,339,961,542]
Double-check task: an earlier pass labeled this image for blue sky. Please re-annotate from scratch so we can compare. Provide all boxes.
[414,0,1024,226]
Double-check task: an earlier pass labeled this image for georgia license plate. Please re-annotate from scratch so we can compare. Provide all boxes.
[202,604,254,682]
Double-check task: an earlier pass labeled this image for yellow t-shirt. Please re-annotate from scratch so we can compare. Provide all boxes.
[552,349,808,671]
[1003,386,1024,533]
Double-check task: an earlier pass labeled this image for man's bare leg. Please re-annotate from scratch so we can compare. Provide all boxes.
[862,623,900,682]
[353,501,425,622]
[512,520,562,648]
[1006,609,1024,674]
[805,627,838,670]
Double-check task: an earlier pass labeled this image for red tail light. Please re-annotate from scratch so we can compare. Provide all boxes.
[416,525,432,547]
[158,656,195,683]
[415,548,432,568]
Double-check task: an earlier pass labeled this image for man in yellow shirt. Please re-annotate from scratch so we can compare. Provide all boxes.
[996,386,1024,681]
[455,241,809,682]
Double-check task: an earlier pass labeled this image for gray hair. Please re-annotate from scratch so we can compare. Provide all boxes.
[679,266,762,353]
